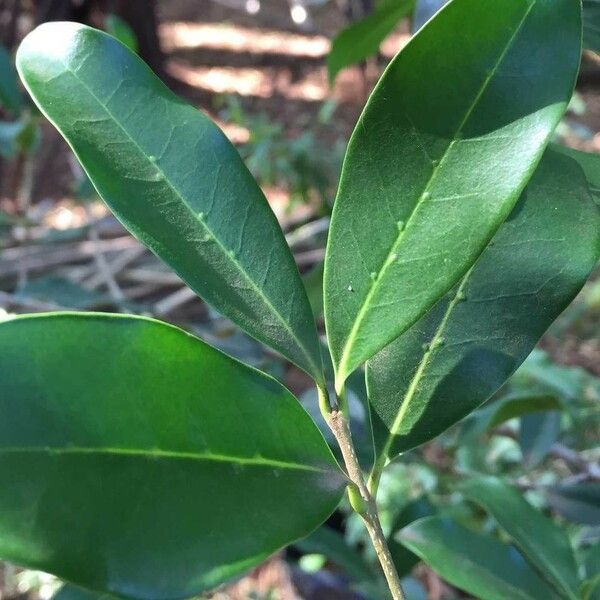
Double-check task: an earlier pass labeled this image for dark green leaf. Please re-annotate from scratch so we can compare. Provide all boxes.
[0,313,345,599]
[367,151,599,465]
[302,260,324,318]
[15,276,108,310]
[583,0,600,53]
[0,44,21,114]
[553,144,600,196]
[519,410,561,467]
[460,393,562,443]
[461,477,579,600]
[544,483,600,526]
[324,0,581,389]
[389,497,436,577]
[105,14,138,53]
[583,542,600,600]
[295,526,375,583]
[0,120,24,158]
[327,0,415,84]
[53,585,121,600]
[16,23,324,384]
[399,517,559,600]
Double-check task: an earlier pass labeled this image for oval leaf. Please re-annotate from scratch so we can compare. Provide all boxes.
[324,0,581,389]
[461,477,580,600]
[399,517,559,600]
[16,23,323,384]
[0,313,345,599]
[366,151,600,467]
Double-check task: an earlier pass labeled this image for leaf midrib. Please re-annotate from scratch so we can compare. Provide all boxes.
[373,268,472,472]
[56,59,321,380]
[0,446,327,473]
[408,538,540,600]
[336,0,535,384]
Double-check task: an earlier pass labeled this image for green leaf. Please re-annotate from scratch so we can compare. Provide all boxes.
[16,23,324,384]
[583,542,600,600]
[53,585,121,600]
[327,0,415,84]
[105,14,138,53]
[461,477,580,600]
[302,259,324,318]
[0,313,345,599]
[553,144,600,196]
[388,497,436,577]
[324,0,581,390]
[366,151,600,465]
[544,483,600,526]
[460,393,562,443]
[583,0,600,53]
[295,526,376,584]
[399,517,559,600]
[0,44,21,114]
[519,410,561,467]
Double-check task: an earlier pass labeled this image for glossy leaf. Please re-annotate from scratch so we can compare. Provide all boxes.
[327,0,415,84]
[324,0,581,389]
[0,313,345,599]
[399,517,559,600]
[461,477,579,600]
[544,483,600,526]
[366,151,600,467]
[0,44,21,114]
[16,23,324,384]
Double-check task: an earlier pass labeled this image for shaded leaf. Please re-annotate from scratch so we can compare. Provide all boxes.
[461,477,579,600]
[460,393,562,443]
[389,497,436,577]
[53,585,121,600]
[0,313,345,599]
[17,23,324,383]
[302,259,324,318]
[583,542,600,600]
[366,151,599,466]
[519,410,561,468]
[0,44,21,114]
[105,14,138,53]
[553,144,600,197]
[295,526,375,584]
[328,0,415,83]
[545,483,600,526]
[399,516,559,600]
[583,0,600,53]
[325,0,582,389]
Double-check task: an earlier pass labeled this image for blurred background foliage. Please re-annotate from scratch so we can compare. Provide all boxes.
[0,1,598,599]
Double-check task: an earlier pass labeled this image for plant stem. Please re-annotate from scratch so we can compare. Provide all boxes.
[325,402,406,600]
